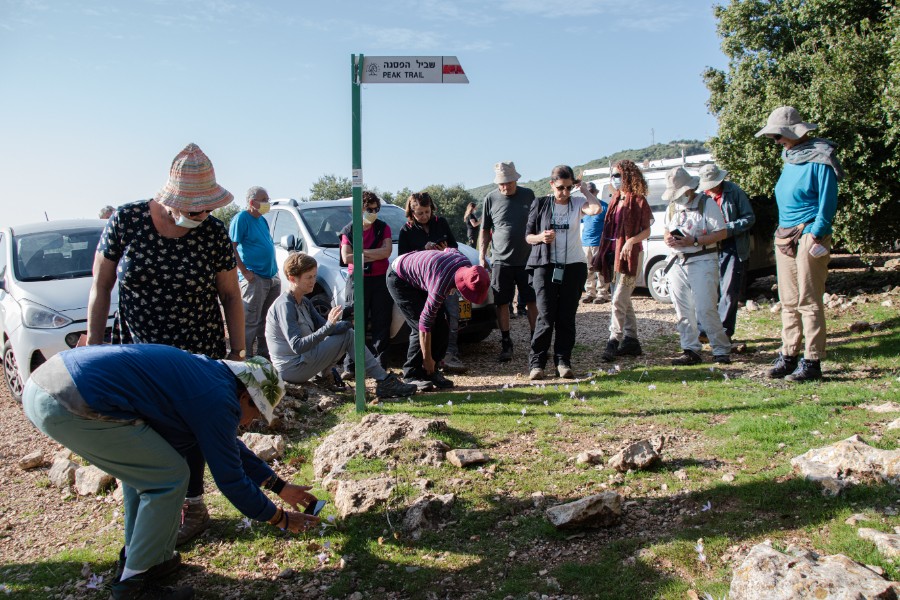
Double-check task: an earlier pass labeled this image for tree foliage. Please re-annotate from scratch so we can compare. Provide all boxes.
[211,202,240,229]
[309,174,353,201]
[417,184,477,243]
[704,0,900,251]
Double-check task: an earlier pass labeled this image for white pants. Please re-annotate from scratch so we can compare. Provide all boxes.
[667,256,731,356]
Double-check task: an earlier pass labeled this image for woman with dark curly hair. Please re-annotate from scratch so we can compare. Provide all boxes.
[594,160,653,362]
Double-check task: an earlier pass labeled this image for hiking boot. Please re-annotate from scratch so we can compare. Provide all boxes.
[112,549,182,585]
[713,354,732,364]
[375,373,417,398]
[767,353,799,379]
[110,574,194,600]
[405,377,435,392]
[442,354,467,374]
[529,367,545,381]
[600,339,619,362]
[176,500,210,546]
[557,363,575,379]
[428,371,454,389]
[582,295,596,304]
[498,338,514,363]
[671,349,702,366]
[784,358,822,382]
[593,295,610,304]
[616,337,643,357]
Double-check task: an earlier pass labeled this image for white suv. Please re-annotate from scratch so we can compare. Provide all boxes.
[1,220,117,400]
[585,158,775,303]
[261,198,495,343]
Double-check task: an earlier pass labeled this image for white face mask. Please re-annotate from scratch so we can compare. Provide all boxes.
[610,177,622,190]
[674,191,693,206]
[174,213,204,229]
[362,211,378,225]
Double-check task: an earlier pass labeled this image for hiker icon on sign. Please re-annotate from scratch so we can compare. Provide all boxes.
[367,63,379,78]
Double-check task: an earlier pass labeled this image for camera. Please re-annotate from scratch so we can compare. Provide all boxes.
[552,266,565,284]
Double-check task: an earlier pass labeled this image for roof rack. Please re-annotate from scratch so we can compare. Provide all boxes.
[271,198,307,207]
[583,153,713,178]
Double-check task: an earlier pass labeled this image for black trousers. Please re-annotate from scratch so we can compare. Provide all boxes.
[386,269,449,379]
[529,263,588,369]
[718,249,747,338]
[343,274,393,370]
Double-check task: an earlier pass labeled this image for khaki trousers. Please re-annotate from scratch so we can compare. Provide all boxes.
[775,233,830,360]
[609,253,641,341]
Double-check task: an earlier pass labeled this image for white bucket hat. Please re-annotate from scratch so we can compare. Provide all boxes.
[493,161,521,184]
[222,356,285,423]
[661,167,700,201]
[755,106,818,139]
[697,164,728,192]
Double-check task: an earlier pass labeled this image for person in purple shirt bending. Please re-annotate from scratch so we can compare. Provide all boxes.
[386,249,489,391]
[756,106,843,382]
[22,345,319,600]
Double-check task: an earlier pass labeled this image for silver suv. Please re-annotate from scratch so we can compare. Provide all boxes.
[261,198,495,343]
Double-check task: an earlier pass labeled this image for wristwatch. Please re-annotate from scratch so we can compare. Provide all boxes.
[693,236,700,247]
[231,349,246,358]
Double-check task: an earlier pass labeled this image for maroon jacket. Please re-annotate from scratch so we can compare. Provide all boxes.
[594,191,652,279]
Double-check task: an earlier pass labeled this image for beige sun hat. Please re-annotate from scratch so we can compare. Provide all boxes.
[155,143,234,211]
[221,356,285,424]
[697,164,728,192]
[661,167,700,201]
[493,161,521,184]
[755,106,818,139]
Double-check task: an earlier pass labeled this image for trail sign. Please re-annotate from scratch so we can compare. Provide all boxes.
[361,56,468,84]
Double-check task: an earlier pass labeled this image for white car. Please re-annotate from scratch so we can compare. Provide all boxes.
[586,157,775,303]
[262,198,496,343]
[0,220,117,401]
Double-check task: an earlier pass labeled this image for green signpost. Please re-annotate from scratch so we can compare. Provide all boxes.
[349,54,468,412]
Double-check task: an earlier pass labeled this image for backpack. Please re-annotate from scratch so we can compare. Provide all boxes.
[666,194,707,233]
[338,220,387,268]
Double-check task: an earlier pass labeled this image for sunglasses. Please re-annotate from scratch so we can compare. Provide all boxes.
[771,134,783,141]
[611,173,622,179]
[554,184,575,192]
[186,209,211,217]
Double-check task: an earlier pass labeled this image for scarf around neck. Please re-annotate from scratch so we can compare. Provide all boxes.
[783,137,845,181]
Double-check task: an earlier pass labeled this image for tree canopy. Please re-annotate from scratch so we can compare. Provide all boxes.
[309,174,353,201]
[704,0,900,251]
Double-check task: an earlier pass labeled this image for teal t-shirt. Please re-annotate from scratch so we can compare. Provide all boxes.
[229,210,277,279]
[774,161,838,238]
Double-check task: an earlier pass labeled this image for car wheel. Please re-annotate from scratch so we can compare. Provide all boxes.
[647,260,672,304]
[310,292,333,320]
[2,340,24,402]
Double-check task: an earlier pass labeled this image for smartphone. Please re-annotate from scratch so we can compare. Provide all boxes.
[669,228,685,238]
[552,266,564,284]
[304,500,327,517]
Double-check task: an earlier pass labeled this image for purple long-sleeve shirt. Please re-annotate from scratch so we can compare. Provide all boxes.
[394,249,470,332]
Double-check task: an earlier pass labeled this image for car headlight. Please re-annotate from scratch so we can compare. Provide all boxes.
[20,299,73,329]
[340,268,349,281]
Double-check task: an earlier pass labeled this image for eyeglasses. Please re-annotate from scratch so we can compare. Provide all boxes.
[365,203,380,212]
[553,184,574,192]
[771,134,783,141]
[186,209,211,217]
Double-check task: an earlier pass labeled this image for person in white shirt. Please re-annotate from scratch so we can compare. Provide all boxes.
[662,167,731,365]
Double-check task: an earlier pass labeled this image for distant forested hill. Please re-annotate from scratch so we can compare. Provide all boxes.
[468,139,708,199]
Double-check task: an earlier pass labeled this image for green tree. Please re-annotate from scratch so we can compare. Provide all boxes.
[309,174,353,201]
[413,184,477,244]
[211,202,240,229]
[704,0,900,252]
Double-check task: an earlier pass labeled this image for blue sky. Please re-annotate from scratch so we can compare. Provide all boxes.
[0,0,726,223]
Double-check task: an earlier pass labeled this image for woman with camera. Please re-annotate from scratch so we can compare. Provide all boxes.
[525,165,603,380]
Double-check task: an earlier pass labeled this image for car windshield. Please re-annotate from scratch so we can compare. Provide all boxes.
[646,179,670,211]
[299,205,408,248]
[13,227,102,281]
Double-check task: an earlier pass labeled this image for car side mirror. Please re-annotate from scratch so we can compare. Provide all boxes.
[280,234,294,250]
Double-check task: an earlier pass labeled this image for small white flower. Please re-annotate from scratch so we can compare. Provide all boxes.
[682,380,687,386]
[543,400,549,406]
[555,413,562,419]
[569,391,577,398]
[85,574,104,590]
[701,500,712,512]
[447,400,453,407]
[467,394,471,400]
[521,407,527,416]
[709,366,716,372]
[503,383,509,389]
[540,384,546,389]
[580,396,586,403]
[648,384,657,391]
[326,515,335,523]
[324,541,332,549]
[590,380,597,385]
[236,517,253,531]
[614,365,621,372]
[317,552,328,563]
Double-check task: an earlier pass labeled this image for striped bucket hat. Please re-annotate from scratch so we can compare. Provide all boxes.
[155,143,234,211]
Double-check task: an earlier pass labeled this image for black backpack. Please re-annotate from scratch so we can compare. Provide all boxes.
[338,220,387,268]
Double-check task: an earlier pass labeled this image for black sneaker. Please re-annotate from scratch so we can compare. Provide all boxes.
[404,377,435,392]
[375,373,417,398]
[429,371,454,389]
[601,339,619,362]
[498,338,513,363]
[784,358,822,382]
[616,337,643,357]
[767,353,799,379]
[713,354,732,364]
[112,549,182,585]
[110,574,194,600]
[671,349,702,366]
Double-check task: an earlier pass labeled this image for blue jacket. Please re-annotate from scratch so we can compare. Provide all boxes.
[704,181,756,261]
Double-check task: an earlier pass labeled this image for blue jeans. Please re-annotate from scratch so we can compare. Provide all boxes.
[23,380,187,573]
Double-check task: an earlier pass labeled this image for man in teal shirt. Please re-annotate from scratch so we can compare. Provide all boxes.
[756,106,843,382]
[230,186,280,359]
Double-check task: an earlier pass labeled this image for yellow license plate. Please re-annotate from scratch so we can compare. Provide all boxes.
[458,299,472,320]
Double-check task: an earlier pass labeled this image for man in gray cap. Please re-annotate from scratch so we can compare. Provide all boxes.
[756,106,843,383]
[696,164,755,340]
[479,161,537,362]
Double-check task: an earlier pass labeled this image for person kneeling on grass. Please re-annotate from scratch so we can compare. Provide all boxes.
[265,252,416,399]
[23,344,319,600]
